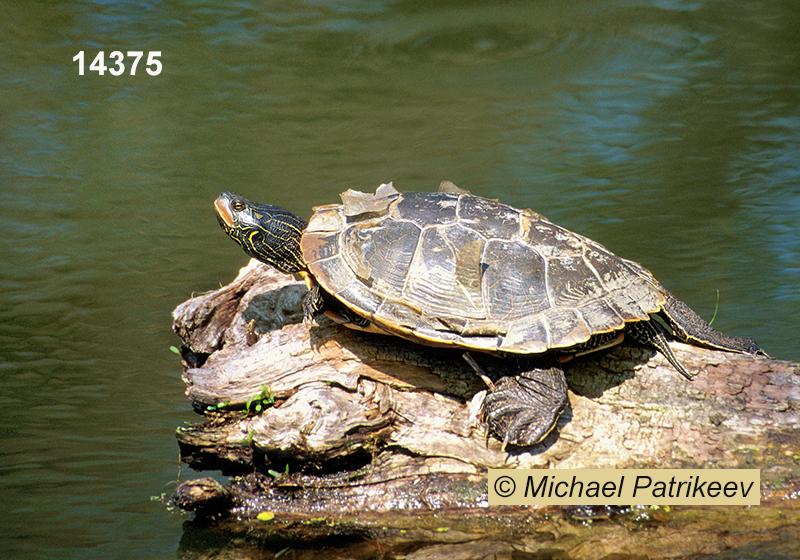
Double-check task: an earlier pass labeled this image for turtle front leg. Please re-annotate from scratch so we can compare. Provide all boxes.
[302,282,326,323]
[483,357,569,449]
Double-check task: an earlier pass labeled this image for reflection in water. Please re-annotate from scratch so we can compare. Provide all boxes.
[1,1,798,558]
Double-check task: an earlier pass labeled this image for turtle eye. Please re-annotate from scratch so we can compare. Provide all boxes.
[232,200,245,212]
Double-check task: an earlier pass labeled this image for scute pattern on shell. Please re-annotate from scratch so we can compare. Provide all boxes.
[301,189,667,355]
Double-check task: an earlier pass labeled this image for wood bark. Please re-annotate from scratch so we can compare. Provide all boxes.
[171,260,800,557]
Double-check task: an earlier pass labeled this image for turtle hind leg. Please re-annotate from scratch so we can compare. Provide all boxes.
[483,357,569,448]
[661,290,766,356]
[627,320,694,380]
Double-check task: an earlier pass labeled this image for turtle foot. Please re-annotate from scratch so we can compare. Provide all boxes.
[484,364,568,448]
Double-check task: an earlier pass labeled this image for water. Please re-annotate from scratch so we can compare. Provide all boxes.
[1,1,798,558]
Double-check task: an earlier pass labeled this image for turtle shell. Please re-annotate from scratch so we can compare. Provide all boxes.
[300,184,667,355]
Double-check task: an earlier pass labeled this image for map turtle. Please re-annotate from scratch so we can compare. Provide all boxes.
[215,182,764,447]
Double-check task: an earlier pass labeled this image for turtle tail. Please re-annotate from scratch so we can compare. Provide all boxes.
[660,290,767,356]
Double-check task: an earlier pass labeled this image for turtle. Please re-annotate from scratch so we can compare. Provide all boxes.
[214,182,765,447]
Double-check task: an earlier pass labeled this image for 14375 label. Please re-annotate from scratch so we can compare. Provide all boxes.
[72,51,162,76]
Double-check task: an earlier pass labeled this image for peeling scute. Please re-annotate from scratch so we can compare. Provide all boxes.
[404,227,485,319]
[341,184,399,217]
[438,180,471,195]
[444,225,485,310]
[341,221,419,297]
[305,205,344,234]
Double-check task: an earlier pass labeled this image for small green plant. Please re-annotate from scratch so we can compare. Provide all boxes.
[205,401,229,413]
[267,464,290,479]
[246,385,275,414]
[708,289,720,326]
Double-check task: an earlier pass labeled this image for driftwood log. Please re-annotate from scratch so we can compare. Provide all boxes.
[171,261,800,559]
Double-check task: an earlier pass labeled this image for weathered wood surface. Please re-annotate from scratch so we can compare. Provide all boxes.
[171,260,800,552]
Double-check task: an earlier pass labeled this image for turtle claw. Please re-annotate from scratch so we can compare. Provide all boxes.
[463,352,496,391]
[484,364,569,447]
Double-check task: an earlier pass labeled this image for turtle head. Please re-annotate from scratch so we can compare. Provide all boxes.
[214,191,308,275]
